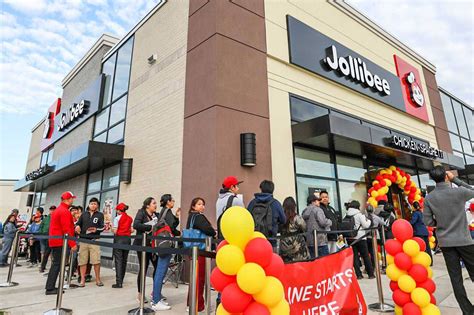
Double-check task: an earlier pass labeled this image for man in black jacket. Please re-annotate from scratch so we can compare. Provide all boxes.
[319,191,341,253]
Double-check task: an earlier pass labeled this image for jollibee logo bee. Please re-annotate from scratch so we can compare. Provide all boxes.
[405,72,424,107]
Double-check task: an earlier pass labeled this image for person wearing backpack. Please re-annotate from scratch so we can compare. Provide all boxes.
[39,205,55,273]
[319,191,341,253]
[247,180,286,242]
[345,200,374,280]
[158,194,181,237]
[365,205,386,269]
[185,197,216,313]
[379,204,396,239]
[302,194,332,258]
[216,176,245,239]
[280,197,309,262]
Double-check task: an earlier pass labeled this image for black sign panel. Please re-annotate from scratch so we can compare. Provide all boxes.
[287,16,405,112]
[385,135,444,159]
[50,74,104,145]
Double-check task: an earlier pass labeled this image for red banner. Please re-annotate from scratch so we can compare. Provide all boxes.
[281,248,367,315]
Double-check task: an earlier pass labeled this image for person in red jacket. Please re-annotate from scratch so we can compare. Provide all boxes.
[45,191,77,295]
[111,202,133,288]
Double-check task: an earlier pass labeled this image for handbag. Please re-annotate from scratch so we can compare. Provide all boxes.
[152,209,174,255]
[183,214,206,250]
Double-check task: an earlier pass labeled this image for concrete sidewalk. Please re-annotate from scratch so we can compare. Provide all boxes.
[0,253,470,314]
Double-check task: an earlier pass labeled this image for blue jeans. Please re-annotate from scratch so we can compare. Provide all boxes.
[471,230,474,240]
[0,237,14,264]
[152,254,171,304]
[318,245,329,257]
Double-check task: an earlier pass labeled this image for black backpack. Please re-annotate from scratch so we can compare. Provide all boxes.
[217,195,235,240]
[250,200,273,237]
[340,214,358,238]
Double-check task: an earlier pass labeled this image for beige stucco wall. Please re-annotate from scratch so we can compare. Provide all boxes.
[119,0,189,216]
[265,0,438,200]
[0,180,22,221]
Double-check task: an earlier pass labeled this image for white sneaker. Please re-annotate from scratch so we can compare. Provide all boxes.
[152,301,171,311]
[160,299,169,306]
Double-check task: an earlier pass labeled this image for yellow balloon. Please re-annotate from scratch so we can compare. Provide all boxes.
[252,231,266,239]
[429,236,435,243]
[384,179,392,187]
[427,266,433,279]
[383,186,390,194]
[373,180,379,185]
[416,188,421,195]
[380,170,387,175]
[421,303,441,315]
[389,166,396,171]
[398,275,416,293]
[253,276,284,307]
[216,304,232,315]
[412,252,432,268]
[429,242,435,249]
[377,188,385,196]
[371,190,379,198]
[221,206,254,249]
[394,305,403,315]
[386,254,394,265]
[216,244,245,275]
[370,200,378,208]
[411,288,431,308]
[403,240,420,257]
[237,263,266,294]
[270,299,290,315]
[386,264,406,281]
[411,182,416,188]
[415,195,421,201]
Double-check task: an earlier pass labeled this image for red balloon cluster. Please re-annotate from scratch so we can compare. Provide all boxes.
[385,220,439,314]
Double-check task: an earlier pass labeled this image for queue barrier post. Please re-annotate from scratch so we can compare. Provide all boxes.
[313,230,319,258]
[189,246,199,315]
[128,234,154,315]
[368,228,394,313]
[204,237,212,315]
[64,250,78,290]
[380,226,387,271]
[275,233,281,255]
[0,230,20,287]
[44,234,72,315]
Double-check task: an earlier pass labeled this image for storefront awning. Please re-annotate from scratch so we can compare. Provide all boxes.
[15,141,124,192]
[291,114,465,171]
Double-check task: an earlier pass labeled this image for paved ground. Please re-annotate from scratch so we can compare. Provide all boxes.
[0,253,470,314]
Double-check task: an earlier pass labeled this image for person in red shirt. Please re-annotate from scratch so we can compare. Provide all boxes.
[112,202,133,288]
[45,191,77,295]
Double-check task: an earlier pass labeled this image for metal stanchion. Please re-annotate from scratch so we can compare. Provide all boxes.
[380,226,387,271]
[128,234,154,315]
[313,230,319,258]
[204,237,212,315]
[189,246,199,315]
[368,229,393,313]
[275,233,281,254]
[0,231,20,287]
[44,234,72,315]
[64,250,78,290]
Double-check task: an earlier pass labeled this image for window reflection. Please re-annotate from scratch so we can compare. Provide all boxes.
[112,37,134,102]
[290,97,329,123]
[295,148,335,178]
[296,176,338,213]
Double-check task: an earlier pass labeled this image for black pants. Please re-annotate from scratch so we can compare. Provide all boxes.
[136,251,157,293]
[30,240,41,264]
[441,245,474,315]
[40,244,51,271]
[113,237,130,285]
[352,239,374,277]
[45,247,62,291]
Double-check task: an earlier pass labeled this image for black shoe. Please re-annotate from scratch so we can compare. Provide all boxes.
[368,275,376,279]
[112,283,123,288]
[356,275,364,280]
[45,288,64,295]
[85,275,92,282]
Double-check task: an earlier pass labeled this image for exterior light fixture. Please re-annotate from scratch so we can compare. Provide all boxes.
[240,133,256,167]
[120,158,133,183]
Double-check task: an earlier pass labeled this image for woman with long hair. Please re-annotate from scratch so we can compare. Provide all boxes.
[0,213,18,266]
[280,197,309,262]
[158,194,180,236]
[410,201,432,261]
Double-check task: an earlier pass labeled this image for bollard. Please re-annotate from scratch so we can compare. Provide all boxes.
[368,229,394,313]
[44,234,72,315]
[65,250,78,289]
[275,233,281,254]
[380,226,387,270]
[0,230,20,287]
[189,246,199,315]
[128,234,154,315]
[313,230,319,258]
[204,237,212,315]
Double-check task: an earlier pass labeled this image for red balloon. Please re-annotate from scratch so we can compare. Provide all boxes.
[222,283,252,313]
[243,302,270,315]
[400,170,406,177]
[394,252,413,271]
[409,264,428,283]
[412,237,427,252]
[392,289,411,306]
[385,239,403,256]
[406,174,411,180]
[405,185,411,192]
[380,195,388,201]
[418,279,436,294]
[376,175,383,182]
[406,180,412,188]
[403,303,421,315]
[368,187,375,194]
[390,175,397,183]
[392,219,413,242]
[409,192,416,200]
[376,195,385,201]
[428,231,433,238]
[210,267,236,292]
[244,238,273,268]
[430,294,436,305]
[410,187,417,193]
[380,180,386,187]
[374,183,381,191]
[263,253,284,278]
[217,240,228,252]
[389,281,399,292]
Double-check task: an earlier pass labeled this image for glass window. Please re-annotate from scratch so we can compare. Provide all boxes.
[94,132,107,143]
[440,93,457,132]
[94,107,109,135]
[39,193,47,207]
[331,111,361,124]
[418,172,435,190]
[107,122,125,144]
[295,148,335,178]
[102,53,116,108]
[449,133,463,151]
[462,138,473,155]
[112,37,134,101]
[87,171,102,193]
[296,176,338,213]
[47,148,54,164]
[40,152,47,167]
[290,97,329,123]
[462,106,473,140]
[465,155,474,165]
[452,100,469,138]
[100,189,118,257]
[34,192,41,207]
[336,155,366,181]
[102,164,120,190]
[362,121,389,133]
[338,181,367,217]
[109,95,127,126]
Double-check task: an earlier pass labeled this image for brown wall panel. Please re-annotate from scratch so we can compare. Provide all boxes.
[231,0,265,17]
[189,0,209,16]
[434,128,453,153]
[431,107,448,131]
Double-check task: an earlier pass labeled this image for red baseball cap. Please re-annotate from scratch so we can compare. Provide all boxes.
[61,191,76,200]
[116,203,128,211]
[222,176,243,189]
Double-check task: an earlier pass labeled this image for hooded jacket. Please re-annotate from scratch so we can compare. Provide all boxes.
[247,193,286,237]
[302,204,332,246]
[346,208,371,240]
[215,190,245,220]
[320,203,340,241]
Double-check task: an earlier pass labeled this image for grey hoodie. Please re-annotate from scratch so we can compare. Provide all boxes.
[215,191,245,220]
[302,204,332,246]
[346,208,371,240]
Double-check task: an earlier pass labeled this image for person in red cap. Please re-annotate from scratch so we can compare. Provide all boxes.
[111,202,133,288]
[45,191,77,295]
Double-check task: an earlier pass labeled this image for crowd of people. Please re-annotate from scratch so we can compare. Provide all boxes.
[1,170,473,313]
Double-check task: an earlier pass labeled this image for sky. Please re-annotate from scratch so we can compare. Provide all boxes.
[0,0,473,180]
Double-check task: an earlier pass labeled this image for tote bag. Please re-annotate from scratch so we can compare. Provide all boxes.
[183,214,206,250]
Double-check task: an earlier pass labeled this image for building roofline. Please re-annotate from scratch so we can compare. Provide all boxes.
[438,86,473,110]
[32,117,45,132]
[102,0,167,61]
[330,0,437,73]
[61,34,119,88]
[0,179,19,182]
